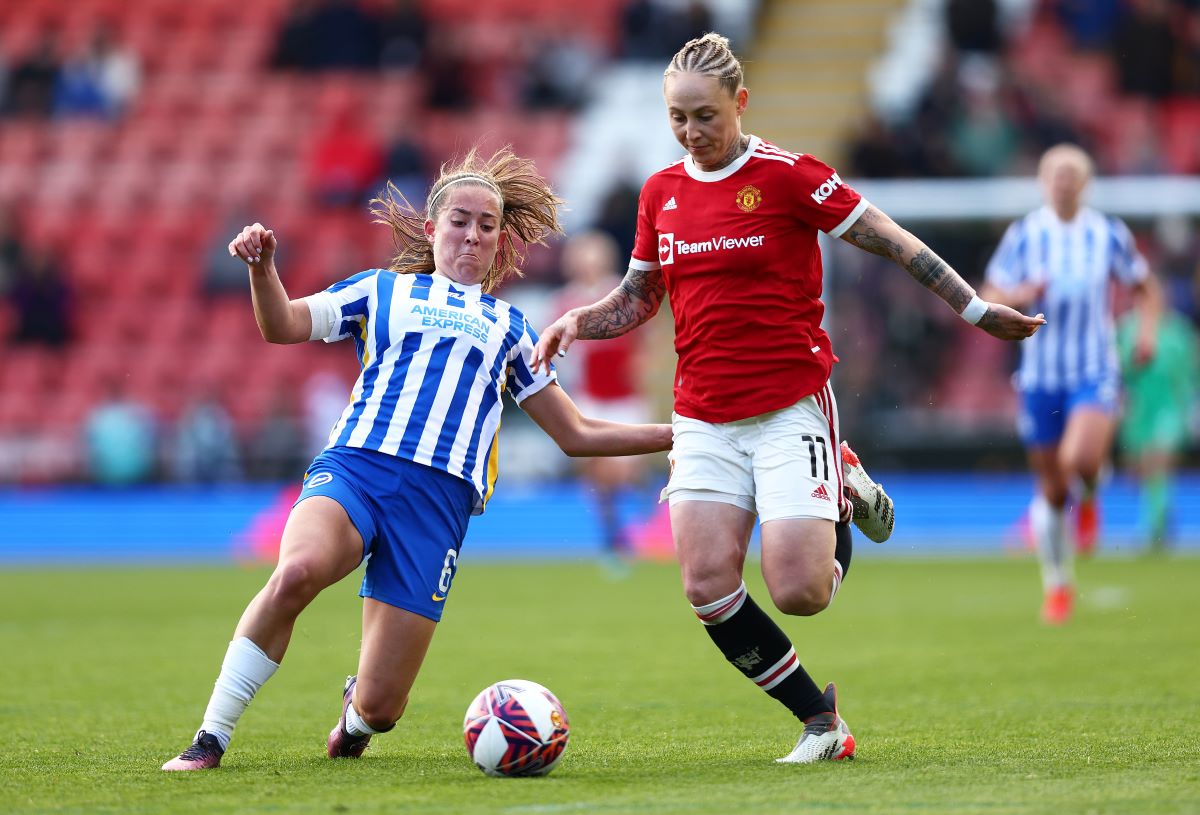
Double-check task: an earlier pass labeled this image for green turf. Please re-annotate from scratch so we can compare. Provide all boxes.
[1,555,1198,814]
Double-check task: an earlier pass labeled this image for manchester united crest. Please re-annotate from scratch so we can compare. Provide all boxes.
[736,185,762,213]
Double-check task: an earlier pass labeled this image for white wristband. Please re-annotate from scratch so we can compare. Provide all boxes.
[960,295,988,325]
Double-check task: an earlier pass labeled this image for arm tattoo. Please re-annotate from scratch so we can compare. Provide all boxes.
[575,267,666,340]
[842,207,904,261]
[844,206,976,313]
[906,249,973,313]
[977,307,999,331]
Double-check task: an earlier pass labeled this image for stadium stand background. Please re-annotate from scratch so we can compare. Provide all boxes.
[1,0,1197,557]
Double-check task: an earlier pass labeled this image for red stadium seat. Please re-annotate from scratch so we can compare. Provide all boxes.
[1056,54,1117,132]
[0,391,42,432]
[111,119,181,164]
[0,121,49,165]
[0,162,36,205]
[98,160,158,213]
[154,159,219,210]
[0,346,57,395]
[1091,97,1164,175]
[43,120,115,164]
[1162,98,1200,174]
[32,159,96,214]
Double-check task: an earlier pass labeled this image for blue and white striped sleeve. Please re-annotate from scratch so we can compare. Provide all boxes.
[507,319,557,404]
[303,270,379,343]
[984,220,1028,290]
[1107,217,1149,285]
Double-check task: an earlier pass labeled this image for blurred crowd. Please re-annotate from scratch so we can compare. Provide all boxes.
[847,0,1200,179]
[0,0,1196,486]
[0,0,725,485]
[0,26,140,120]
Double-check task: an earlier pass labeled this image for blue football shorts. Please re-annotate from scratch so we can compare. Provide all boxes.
[294,446,475,622]
[1017,377,1119,447]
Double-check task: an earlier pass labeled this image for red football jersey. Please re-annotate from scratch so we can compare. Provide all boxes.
[630,136,868,423]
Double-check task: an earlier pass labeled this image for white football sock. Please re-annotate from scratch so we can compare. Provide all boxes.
[1030,494,1073,591]
[345,697,385,737]
[198,637,280,751]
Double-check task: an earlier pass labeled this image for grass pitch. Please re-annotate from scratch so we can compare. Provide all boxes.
[1,554,1197,815]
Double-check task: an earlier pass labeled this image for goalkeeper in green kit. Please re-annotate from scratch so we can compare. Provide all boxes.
[1116,307,1197,551]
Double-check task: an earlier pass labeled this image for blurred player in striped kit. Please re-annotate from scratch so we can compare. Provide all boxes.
[982,144,1163,623]
[533,33,1044,764]
[162,147,672,771]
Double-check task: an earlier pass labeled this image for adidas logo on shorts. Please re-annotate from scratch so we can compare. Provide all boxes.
[810,484,831,501]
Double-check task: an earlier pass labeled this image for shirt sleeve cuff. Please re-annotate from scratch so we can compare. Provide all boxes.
[826,198,870,239]
[303,294,337,341]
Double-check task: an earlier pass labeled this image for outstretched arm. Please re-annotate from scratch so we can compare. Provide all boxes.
[229,222,312,344]
[520,382,672,457]
[1130,271,1164,365]
[529,266,666,374]
[840,206,1045,340]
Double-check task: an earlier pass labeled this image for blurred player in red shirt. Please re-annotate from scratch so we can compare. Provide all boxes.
[532,33,1044,764]
[554,231,652,569]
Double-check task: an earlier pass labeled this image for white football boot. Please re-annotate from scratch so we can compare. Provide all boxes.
[841,441,894,543]
[776,682,856,764]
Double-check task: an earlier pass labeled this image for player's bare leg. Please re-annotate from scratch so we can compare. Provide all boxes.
[1060,408,1116,557]
[163,498,363,770]
[759,517,836,615]
[674,498,754,605]
[328,600,438,758]
[235,497,365,660]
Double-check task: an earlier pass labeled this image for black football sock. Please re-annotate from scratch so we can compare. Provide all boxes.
[692,583,830,721]
[834,521,853,581]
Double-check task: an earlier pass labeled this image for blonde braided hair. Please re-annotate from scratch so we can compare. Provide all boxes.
[664,32,744,96]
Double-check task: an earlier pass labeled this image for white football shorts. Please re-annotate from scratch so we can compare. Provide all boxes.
[662,383,850,524]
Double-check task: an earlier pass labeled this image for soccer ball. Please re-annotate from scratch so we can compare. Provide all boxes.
[463,679,570,777]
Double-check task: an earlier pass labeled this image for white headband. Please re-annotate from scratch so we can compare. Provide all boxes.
[428,175,504,213]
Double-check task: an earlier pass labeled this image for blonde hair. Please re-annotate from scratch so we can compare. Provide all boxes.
[1038,143,1093,183]
[664,32,744,96]
[370,145,564,293]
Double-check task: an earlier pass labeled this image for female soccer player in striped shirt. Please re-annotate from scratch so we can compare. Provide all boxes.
[982,144,1162,624]
[532,33,1045,764]
[162,147,672,771]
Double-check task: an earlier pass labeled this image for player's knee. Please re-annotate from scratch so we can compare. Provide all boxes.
[1058,448,1101,483]
[769,580,830,617]
[1039,482,1070,508]
[266,560,325,610]
[681,568,740,609]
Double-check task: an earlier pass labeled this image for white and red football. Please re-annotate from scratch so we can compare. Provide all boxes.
[463,679,570,777]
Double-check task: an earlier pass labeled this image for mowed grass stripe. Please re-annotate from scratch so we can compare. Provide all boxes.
[0,556,1197,814]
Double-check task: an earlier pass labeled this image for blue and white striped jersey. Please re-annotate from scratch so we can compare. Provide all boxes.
[307,270,556,514]
[985,205,1148,392]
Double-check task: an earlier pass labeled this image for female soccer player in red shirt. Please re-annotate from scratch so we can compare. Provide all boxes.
[532,32,1044,764]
